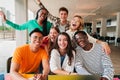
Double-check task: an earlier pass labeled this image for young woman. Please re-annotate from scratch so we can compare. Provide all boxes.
[50,32,77,75]
[41,27,60,54]
[0,8,52,36]
[66,15,111,54]
[39,27,60,73]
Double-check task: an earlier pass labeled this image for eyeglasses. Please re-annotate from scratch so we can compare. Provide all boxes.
[31,36,43,41]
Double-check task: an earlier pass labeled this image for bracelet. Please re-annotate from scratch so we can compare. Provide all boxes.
[69,72,71,75]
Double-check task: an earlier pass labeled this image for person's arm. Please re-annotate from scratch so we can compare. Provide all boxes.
[40,36,51,54]
[10,63,27,80]
[42,59,50,79]
[52,69,75,75]
[0,11,6,22]
[36,0,45,9]
[101,51,114,80]
[37,49,50,80]
[87,33,111,54]
[50,49,70,75]
[9,47,29,80]
[5,20,28,30]
[0,11,28,30]
[50,49,77,75]
[96,40,111,54]
[100,77,109,80]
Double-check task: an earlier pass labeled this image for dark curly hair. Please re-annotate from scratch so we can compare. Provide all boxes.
[35,8,48,36]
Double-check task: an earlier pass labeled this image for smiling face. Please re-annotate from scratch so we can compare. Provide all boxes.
[70,17,81,31]
[75,32,88,48]
[57,34,68,50]
[37,9,48,22]
[30,32,43,49]
[59,11,68,21]
[49,28,59,42]
[70,15,84,31]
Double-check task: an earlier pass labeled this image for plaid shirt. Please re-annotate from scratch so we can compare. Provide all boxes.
[39,2,70,32]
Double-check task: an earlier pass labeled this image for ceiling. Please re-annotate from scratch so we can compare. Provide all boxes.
[28,0,120,23]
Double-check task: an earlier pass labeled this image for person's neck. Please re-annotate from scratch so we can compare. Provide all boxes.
[59,49,66,56]
[83,43,93,51]
[37,20,43,26]
[70,28,77,32]
[30,45,39,53]
[60,20,67,25]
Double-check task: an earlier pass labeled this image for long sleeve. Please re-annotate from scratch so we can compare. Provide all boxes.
[6,19,52,34]
[50,49,61,72]
[86,32,97,43]
[50,49,75,73]
[75,49,91,75]
[101,53,114,80]
[75,44,114,80]
[6,19,28,30]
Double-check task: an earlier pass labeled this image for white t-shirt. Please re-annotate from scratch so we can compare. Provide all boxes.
[66,29,97,43]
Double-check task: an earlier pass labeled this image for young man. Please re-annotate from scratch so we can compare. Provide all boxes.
[37,0,70,32]
[10,28,49,80]
[74,31,114,80]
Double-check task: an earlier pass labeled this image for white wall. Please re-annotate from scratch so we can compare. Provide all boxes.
[0,0,16,73]
[96,19,117,37]
[0,40,16,73]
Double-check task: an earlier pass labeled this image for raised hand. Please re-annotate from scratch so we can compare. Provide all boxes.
[33,74,46,80]
[100,77,108,80]
[37,0,40,3]
[101,42,111,54]
[35,0,41,5]
[0,11,6,22]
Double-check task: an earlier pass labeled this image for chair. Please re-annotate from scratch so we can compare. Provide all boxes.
[110,37,115,43]
[39,62,43,73]
[110,37,115,41]
[117,38,120,43]
[7,57,12,73]
[99,36,105,41]
[104,36,110,43]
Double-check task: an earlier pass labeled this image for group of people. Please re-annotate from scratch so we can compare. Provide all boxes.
[0,0,114,80]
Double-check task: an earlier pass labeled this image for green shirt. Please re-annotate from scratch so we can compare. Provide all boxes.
[6,19,52,35]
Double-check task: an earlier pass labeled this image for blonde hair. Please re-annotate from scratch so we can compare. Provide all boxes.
[73,15,84,30]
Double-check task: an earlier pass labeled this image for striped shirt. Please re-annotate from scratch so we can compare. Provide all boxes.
[75,43,114,80]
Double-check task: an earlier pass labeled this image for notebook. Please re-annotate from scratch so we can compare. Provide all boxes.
[48,75,100,80]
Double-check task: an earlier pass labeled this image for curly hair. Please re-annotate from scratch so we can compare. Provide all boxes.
[35,8,49,36]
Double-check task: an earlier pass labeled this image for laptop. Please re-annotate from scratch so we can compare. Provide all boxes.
[48,75,100,80]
